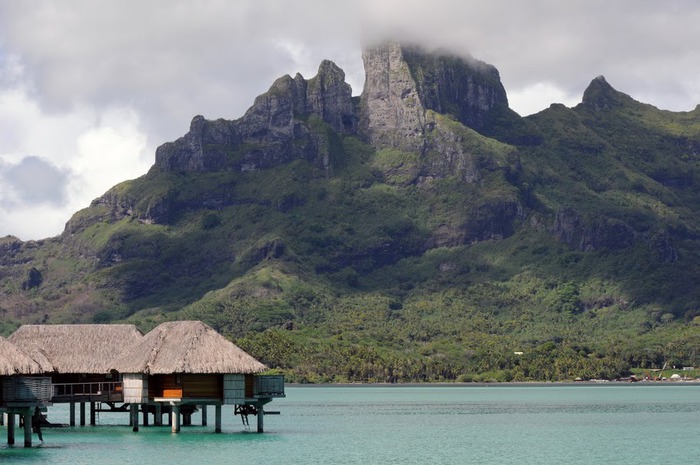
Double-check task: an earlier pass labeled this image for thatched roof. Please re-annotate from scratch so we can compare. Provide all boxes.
[0,336,48,376]
[110,321,267,375]
[9,324,144,374]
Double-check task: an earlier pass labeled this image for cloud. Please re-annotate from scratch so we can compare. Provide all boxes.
[71,106,149,205]
[1,0,700,240]
[360,0,700,112]
[0,84,151,240]
[508,83,580,117]
[0,1,363,139]
[1,156,69,206]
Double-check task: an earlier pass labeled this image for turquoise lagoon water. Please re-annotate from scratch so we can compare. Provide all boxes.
[2,384,700,464]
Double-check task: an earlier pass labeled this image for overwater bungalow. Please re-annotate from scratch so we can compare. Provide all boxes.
[110,320,285,433]
[2,321,283,446]
[0,336,52,446]
[8,324,144,426]
[0,335,50,377]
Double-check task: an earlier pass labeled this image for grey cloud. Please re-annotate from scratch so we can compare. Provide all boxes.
[359,0,700,109]
[1,156,70,207]
[1,0,699,152]
[0,1,362,144]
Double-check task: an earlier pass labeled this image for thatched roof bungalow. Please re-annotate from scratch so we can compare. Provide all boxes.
[110,321,270,405]
[110,320,266,375]
[8,324,144,403]
[0,336,46,376]
[3,321,283,435]
[9,324,143,374]
[0,336,52,410]
[110,321,282,433]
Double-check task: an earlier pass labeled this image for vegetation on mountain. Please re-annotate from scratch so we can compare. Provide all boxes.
[2,43,700,382]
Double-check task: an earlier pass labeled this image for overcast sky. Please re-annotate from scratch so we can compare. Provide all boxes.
[1,0,699,240]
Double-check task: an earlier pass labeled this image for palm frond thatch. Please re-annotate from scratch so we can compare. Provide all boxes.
[0,336,47,375]
[110,321,266,375]
[9,324,144,374]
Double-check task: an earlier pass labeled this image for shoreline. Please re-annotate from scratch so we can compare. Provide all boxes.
[286,380,700,387]
[285,379,700,388]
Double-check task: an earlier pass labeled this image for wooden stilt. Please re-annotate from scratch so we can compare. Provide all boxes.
[69,402,75,426]
[79,402,86,426]
[171,406,181,433]
[142,404,149,426]
[201,405,208,426]
[257,402,264,433]
[7,413,15,445]
[90,402,96,426]
[130,404,139,432]
[154,404,162,426]
[214,405,222,433]
[0,412,4,426]
[23,411,32,447]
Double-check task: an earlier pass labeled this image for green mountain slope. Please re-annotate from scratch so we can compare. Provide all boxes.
[2,43,700,382]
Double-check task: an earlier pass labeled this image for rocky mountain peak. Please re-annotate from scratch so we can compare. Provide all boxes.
[580,75,633,111]
[359,42,513,152]
[359,42,428,152]
[401,45,510,129]
[152,43,518,176]
[152,60,356,174]
[242,59,356,134]
[305,59,357,134]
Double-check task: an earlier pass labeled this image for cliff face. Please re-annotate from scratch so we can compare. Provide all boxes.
[152,60,356,175]
[401,46,510,131]
[84,43,524,234]
[359,42,513,153]
[153,42,516,175]
[304,60,358,134]
[553,206,637,252]
[359,43,429,153]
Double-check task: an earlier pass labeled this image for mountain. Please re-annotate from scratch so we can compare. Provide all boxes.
[3,42,700,382]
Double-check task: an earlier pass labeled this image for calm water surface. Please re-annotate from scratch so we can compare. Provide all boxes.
[2,384,700,464]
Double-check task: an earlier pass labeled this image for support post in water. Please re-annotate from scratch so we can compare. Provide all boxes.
[23,410,32,447]
[7,413,15,445]
[257,402,264,433]
[171,405,181,433]
[215,405,222,433]
[154,404,162,426]
[69,402,75,426]
[90,402,96,426]
[130,404,139,432]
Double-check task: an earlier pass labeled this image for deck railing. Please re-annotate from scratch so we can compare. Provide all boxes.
[52,381,123,402]
[254,375,285,398]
